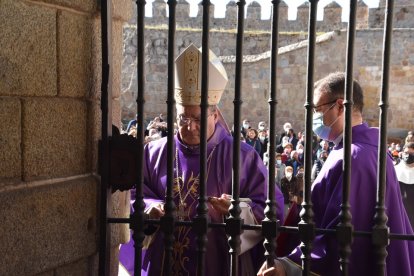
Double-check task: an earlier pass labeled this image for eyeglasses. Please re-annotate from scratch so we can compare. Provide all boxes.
[313,99,339,113]
[177,113,213,126]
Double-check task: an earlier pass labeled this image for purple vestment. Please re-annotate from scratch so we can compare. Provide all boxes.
[287,123,414,275]
[120,123,284,275]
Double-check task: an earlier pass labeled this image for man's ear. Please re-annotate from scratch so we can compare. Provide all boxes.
[213,111,219,122]
[337,98,345,114]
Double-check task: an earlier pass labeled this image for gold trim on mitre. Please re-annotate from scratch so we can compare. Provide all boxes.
[175,44,228,106]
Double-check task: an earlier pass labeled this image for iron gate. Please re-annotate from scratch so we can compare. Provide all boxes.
[98,0,414,275]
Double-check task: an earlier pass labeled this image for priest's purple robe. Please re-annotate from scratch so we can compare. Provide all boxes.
[120,123,284,275]
[287,123,414,275]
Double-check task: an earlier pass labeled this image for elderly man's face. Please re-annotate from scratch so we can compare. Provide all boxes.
[176,105,218,145]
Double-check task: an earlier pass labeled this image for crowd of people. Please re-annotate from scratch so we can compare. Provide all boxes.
[124,111,414,225]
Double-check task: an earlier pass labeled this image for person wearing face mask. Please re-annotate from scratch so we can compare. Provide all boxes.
[316,139,331,159]
[287,150,302,176]
[395,142,414,228]
[241,118,251,138]
[258,72,414,276]
[280,166,299,218]
[295,143,305,164]
[278,122,292,145]
[275,153,286,188]
[258,121,267,132]
[258,130,268,160]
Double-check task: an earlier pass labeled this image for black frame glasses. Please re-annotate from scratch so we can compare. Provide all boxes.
[313,99,340,113]
[177,113,213,126]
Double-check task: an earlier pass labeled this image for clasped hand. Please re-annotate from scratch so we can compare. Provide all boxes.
[145,194,232,219]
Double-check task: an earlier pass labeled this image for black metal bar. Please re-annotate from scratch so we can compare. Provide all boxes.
[299,1,318,275]
[131,1,147,275]
[193,1,211,275]
[373,0,394,274]
[98,0,112,275]
[336,1,358,275]
[262,0,280,268]
[226,1,246,275]
[160,1,177,275]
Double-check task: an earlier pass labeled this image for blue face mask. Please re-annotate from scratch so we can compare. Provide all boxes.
[312,103,339,141]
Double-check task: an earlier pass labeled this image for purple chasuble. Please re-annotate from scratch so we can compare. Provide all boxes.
[287,122,414,275]
[119,123,284,275]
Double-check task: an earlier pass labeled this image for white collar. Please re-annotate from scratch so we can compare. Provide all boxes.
[395,162,414,184]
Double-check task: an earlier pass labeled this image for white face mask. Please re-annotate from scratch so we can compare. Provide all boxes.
[312,103,340,141]
[258,126,265,131]
[259,136,265,142]
[243,123,250,129]
[276,160,282,165]
[286,172,293,180]
[297,148,304,155]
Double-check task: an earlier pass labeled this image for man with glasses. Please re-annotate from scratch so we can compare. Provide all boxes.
[120,44,284,275]
[258,72,414,276]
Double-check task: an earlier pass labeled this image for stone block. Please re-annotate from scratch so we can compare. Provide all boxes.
[0,0,56,97]
[112,0,134,22]
[109,190,131,246]
[0,176,97,276]
[31,0,97,13]
[88,101,101,173]
[0,98,21,182]
[91,18,102,101]
[55,257,89,276]
[34,270,54,276]
[23,98,87,180]
[112,98,122,129]
[59,11,92,98]
[112,21,124,99]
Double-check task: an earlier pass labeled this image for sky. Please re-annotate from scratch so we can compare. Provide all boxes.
[145,0,380,21]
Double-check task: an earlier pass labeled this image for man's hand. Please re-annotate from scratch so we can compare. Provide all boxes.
[257,259,286,276]
[145,203,165,219]
[208,194,231,215]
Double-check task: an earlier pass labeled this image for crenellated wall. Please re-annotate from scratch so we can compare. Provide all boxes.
[131,0,414,32]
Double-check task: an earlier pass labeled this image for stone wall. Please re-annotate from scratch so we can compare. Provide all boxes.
[0,0,132,275]
[121,0,414,134]
[219,29,414,132]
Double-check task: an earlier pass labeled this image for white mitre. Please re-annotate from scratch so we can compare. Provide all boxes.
[175,44,228,106]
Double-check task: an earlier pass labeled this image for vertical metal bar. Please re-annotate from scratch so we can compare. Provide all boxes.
[194,1,210,275]
[98,0,112,275]
[263,0,280,268]
[300,0,318,275]
[373,0,394,274]
[131,1,146,275]
[160,0,177,274]
[227,0,246,275]
[336,1,358,275]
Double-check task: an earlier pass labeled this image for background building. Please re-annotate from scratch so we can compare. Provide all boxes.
[122,0,414,138]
